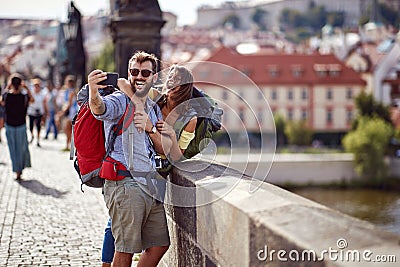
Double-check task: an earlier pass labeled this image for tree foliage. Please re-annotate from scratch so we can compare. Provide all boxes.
[378,3,400,27]
[279,2,345,35]
[328,11,345,27]
[343,117,393,181]
[354,91,391,125]
[274,113,286,146]
[223,13,241,29]
[284,120,313,146]
[90,41,115,72]
[252,8,267,30]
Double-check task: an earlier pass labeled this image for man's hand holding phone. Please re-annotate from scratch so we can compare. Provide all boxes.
[98,72,119,87]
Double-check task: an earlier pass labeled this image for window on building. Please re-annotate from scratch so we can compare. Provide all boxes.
[291,65,303,78]
[198,70,209,79]
[258,90,264,99]
[314,64,327,77]
[238,90,244,100]
[239,109,245,123]
[271,89,277,100]
[329,64,341,77]
[301,109,308,120]
[326,88,333,100]
[301,88,308,100]
[347,110,353,122]
[242,68,252,77]
[258,109,263,126]
[222,90,228,100]
[288,109,293,121]
[268,66,279,77]
[326,110,333,123]
[223,112,228,124]
[223,70,232,78]
[346,88,353,99]
[288,89,293,100]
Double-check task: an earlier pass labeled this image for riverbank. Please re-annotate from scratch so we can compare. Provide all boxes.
[281,175,400,191]
[215,153,400,189]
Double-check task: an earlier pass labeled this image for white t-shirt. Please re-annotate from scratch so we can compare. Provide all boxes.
[27,89,46,116]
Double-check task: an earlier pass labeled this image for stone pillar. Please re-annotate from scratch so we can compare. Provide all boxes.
[109,0,165,78]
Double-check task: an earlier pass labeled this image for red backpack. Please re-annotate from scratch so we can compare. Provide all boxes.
[72,85,134,191]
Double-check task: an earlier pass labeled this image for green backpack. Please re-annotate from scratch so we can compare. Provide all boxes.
[182,87,223,158]
[155,86,223,173]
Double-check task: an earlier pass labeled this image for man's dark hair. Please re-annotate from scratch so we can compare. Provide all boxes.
[129,51,158,73]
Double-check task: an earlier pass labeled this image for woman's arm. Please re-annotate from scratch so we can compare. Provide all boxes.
[156,117,197,161]
[21,82,35,103]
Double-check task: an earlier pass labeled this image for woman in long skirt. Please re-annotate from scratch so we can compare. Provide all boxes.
[0,73,34,180]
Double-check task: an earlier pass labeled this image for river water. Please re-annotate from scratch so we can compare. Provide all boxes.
[292,188,400,235]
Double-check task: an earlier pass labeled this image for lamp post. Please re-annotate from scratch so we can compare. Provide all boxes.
[63,20,78,79]
[61,1,86,88]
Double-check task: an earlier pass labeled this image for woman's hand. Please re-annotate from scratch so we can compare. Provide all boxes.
[156,120,176,138]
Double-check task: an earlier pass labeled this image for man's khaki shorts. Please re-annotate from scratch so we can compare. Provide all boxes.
[104,178,170,254]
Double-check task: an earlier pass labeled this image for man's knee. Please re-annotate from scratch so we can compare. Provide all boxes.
[146,245,169,256]
[114,251,133,264]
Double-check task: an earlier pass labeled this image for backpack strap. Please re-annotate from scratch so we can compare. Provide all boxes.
[104,99,135,158]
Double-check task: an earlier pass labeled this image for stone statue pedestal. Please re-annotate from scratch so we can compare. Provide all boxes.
[109,0,165,77]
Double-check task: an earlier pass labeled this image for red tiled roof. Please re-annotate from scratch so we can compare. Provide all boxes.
[193,46,366,86]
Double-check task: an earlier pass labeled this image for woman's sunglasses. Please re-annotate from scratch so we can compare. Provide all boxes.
[129,68,153,78]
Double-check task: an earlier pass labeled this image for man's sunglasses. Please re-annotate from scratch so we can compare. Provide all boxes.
[129,68,153,78]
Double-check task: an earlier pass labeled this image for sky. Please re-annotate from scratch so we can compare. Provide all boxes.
[0,0,242,26]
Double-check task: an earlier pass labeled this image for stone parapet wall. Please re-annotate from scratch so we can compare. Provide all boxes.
[160,160,400,267]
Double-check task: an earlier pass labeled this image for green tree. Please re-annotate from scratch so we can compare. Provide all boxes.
[223,13,241,29]
[274,113,286,146]
[252,8,267,30]
[379,3,400,27]
[284,120,313,146]
[343,117,393,181]
[280,9,306,28]
[328,11,345,27]
[354,91,391,125]
[307,5,327,30]
[359,15,370,26]
[90,41,115,72]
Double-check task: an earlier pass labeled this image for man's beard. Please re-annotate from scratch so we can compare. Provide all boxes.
[131,78,153,98]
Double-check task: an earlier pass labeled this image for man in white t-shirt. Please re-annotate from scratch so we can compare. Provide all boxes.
[27,78,47,147]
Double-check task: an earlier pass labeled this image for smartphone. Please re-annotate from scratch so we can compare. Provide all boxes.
[98,72,119,87]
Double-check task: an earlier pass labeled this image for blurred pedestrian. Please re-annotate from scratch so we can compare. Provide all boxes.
[0,62,11,143]
[27,78,47,147]
[0,85,4,143]
[44,80,58,140]
[61,75,78,151]
[0,73,34,180]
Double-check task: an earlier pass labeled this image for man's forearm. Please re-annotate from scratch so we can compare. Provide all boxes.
[89,89,105,115]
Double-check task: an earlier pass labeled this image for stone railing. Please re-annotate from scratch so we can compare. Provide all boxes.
[160,160,400,267]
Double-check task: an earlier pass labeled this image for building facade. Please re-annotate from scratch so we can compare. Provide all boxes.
[191,47,366,139]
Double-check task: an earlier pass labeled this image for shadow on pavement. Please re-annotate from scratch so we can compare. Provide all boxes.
[17,179,69,198]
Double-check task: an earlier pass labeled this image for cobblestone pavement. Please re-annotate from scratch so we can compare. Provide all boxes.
[0,134,109,266]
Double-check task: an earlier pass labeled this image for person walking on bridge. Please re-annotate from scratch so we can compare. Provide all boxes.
[0,73,34,180]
